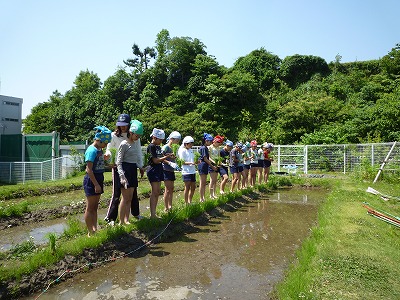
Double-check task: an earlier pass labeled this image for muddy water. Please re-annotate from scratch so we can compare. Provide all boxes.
[31,189,326,300]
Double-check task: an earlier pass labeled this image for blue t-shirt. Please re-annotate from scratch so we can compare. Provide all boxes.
[220,148,230,167]
[84,145,105,173]
[147,143,163,166]
[199,145,209,161]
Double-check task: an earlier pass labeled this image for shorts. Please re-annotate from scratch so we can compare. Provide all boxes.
[198,161,209,175]
[147,164,164,182]
[230,166,240,174]
[238,166,244,172]
[250,163,259,168]
[243,164,251,170]
[182,173,196,182]
[258,160,264,168]
[163,170,176,181]
[208,165,219,173]
[219,166,228,177]
[264,160,271,168]
[83,172,104,196]
[121,162,138,188]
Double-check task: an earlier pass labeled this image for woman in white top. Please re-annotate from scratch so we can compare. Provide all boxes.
[178,136,197,204]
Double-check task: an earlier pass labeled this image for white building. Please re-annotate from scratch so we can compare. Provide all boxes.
[0,95,23,135]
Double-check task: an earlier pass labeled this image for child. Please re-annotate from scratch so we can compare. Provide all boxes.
[208,135,224,198]
[230,142,243,192]
[219,140,233,194]
[178,136,197,204]
[257,142,265,184]
[147,128,171,218]
[263,143,274,183]
[162,131,181,211]
[198,133,218,202]
[249,140,259,187]
[83,125,112,236]
[116,119,144,225]
[241,144,251,188]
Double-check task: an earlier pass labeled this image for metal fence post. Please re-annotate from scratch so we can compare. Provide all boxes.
[371,144,374,166]
[304,145,308,174]
[343,145,346,174]
[277,145,281,172]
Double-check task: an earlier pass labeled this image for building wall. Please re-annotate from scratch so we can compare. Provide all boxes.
[0,95,23,134]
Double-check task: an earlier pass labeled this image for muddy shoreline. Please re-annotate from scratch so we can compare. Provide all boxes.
[0,193,256,300]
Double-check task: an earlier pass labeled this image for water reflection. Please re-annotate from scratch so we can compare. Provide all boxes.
[31,189,326,300]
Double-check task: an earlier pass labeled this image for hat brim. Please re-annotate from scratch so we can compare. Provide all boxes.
[116,122,129,126]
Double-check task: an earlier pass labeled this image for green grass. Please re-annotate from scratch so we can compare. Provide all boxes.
[275,178,400,299]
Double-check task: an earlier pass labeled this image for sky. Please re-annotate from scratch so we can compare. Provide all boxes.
[0,0,398,119]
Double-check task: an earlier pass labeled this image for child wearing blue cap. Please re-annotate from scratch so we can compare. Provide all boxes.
[83,126,111,236]
[198,133,218,202]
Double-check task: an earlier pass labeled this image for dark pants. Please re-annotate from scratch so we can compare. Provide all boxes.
[105,166,140,222]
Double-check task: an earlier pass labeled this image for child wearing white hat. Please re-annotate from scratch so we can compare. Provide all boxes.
[147,128,172,218]
[178,136,197,204]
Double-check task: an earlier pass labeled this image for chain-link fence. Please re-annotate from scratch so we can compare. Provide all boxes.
[0,142,398,184]
[275,142,399,174]
[0,157,75,184]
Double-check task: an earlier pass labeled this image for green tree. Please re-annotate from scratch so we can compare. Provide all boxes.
[381,43,400,76]
[280,54,330,89]
[124,44,156,75]
[233,48,281,91]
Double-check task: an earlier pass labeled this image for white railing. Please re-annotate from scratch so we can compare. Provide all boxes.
[0,142,398,183]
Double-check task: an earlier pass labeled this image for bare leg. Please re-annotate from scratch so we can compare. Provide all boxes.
[150,181,161,218]
[220,174,228,194]
[184,181,192,204]
[163,180,174,211]
[119,187,133,224]
[85,195,100,236]
[199,174,207,202]
[230,172,238,192]
[188,182,196,203]
[209,171,218,198]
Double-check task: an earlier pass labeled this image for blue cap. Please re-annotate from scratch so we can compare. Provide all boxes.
[225,140,234,147]
[94,126,112,143]
[204,133,213,141]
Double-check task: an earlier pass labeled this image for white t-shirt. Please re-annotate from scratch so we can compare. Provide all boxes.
[178,147,196,175]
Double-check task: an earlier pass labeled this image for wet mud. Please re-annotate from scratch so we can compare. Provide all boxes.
[1,188,326,299]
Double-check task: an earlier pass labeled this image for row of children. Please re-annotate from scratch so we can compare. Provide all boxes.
[83,114,273,236]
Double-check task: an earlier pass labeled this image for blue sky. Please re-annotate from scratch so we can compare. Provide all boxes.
[1,0,398,118]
